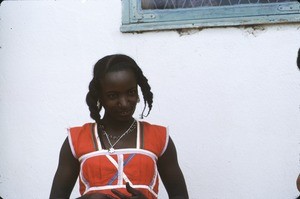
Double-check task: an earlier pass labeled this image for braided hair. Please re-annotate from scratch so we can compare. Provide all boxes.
[86,54,153,124]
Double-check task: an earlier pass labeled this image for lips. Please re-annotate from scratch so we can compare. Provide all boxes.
[119,109,133,116]
[116,105,136,119]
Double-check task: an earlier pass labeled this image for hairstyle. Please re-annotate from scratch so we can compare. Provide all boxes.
[86,54,153,124]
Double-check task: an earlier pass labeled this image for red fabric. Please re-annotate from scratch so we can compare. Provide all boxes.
[69,121,168,198]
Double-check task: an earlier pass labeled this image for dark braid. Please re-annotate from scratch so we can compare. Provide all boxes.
[86,79,101,124]
[86,54,153,123]
[136,66,153,118]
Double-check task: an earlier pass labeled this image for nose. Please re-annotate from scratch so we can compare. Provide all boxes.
[118,95,129,108]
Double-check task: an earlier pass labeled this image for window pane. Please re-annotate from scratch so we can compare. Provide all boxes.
[141,0,297,9]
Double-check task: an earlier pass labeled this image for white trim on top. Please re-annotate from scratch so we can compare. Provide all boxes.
[78,148,158,163]
[94,123,102,150]
[85,184,158,198]
[136,120,141,149]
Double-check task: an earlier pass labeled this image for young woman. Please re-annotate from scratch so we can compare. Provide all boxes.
[50,54,189,199]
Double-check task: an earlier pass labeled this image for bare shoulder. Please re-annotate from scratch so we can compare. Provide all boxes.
[49,138,80,198]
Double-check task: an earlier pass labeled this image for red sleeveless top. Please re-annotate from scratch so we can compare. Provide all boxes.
[68,121,169,198]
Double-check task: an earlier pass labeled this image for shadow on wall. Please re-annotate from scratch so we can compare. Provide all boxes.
[297,48,300,199]
[297,48,300,70]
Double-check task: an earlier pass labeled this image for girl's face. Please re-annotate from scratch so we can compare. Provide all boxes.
[99,69,138,122]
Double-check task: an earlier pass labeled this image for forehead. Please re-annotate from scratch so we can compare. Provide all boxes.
[100,69,137,91]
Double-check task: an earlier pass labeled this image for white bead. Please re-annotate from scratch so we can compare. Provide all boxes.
[109,148,115,153]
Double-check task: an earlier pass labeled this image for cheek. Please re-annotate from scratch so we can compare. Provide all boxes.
[129,96,139,103]
[101,100,117,110]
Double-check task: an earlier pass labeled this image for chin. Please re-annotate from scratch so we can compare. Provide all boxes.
[117,115,134,122]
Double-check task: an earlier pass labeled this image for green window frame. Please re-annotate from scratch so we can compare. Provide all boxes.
[121,0,300,32]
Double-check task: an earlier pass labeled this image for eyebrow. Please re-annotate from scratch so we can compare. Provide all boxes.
[105,87,136,94]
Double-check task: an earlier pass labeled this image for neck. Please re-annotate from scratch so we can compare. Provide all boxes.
[100,116,135,135]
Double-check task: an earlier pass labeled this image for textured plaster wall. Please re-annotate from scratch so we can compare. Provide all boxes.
[0,1,300,199]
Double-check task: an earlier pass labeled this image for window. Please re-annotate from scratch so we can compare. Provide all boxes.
[121,0,300,32]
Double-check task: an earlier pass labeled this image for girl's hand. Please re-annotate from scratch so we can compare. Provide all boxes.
[111,183,147,199]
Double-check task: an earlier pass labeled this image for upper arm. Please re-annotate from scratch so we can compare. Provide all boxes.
[50,137,80,199]
[157,136,189,199]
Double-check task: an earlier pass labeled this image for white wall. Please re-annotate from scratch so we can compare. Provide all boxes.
[0,1,300,199]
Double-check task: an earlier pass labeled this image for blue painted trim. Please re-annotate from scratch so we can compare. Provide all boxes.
[121,0,300,32]
[107,154,136,185]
